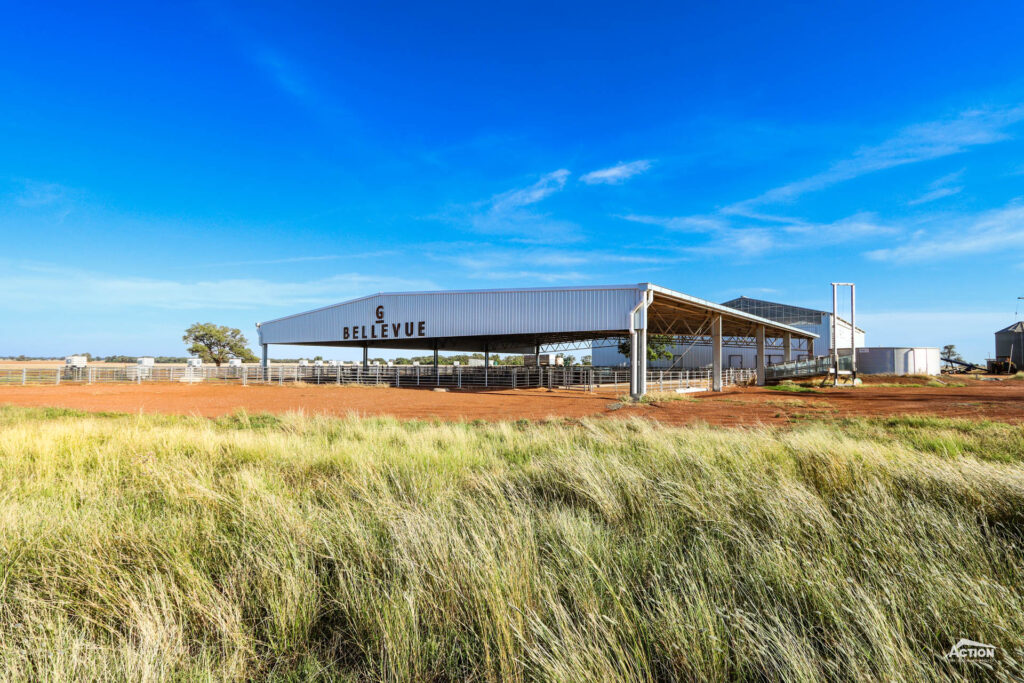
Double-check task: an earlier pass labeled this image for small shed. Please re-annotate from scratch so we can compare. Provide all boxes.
[995,322,1024,369]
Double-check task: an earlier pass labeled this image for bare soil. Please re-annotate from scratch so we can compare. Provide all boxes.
[2,379,1024,426]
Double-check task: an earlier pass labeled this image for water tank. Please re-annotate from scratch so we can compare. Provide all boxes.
[186,358,203,368]
[227,358,243,367]
[855,347,940,375]
[136,357,155,366]
[65,355,87,368]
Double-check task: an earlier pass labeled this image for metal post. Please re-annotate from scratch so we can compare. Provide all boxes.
[88,367,92,384]
[484,346,489,387]
[756,325,766,386]
[832,282,839,386]
[783,332,792,362]
[55,369,60,385]
[22,368,26,385]
[711,314,722,392]
[261,344,268,370]
[638,323,648,398]
[363,345,368,369]
[628,330,638,398]
[850,283,857,381]
[433,343,439,376]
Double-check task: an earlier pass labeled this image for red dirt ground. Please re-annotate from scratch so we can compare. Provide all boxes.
[2,379,1024,425]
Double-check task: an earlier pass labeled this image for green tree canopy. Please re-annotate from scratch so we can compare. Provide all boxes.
[617,335,675,363]
[942,344,963,361]
[182,323,258,367]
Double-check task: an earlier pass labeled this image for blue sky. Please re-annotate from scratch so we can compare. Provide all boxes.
[3,2,1024,362]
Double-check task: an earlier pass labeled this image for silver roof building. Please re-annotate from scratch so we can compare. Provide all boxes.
[257,283,817,397]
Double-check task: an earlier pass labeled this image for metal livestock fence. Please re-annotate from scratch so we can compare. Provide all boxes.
[0,365,757,391]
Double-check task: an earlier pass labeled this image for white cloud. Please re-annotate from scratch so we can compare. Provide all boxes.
[619,210,895,257]
[735,106,1024,208]
[580,160,652,185]
[867,204,1024,262]
[437,170,579,241]
[907,186,962,206]
[907,169,965,206]
[619,214,727,232]
[489,169,570,211]
[0,262,437,312]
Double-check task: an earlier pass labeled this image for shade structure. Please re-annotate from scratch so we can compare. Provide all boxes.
[256,283,818,396]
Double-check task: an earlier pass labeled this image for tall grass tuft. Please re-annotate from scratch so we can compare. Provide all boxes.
[0,406,1021,680]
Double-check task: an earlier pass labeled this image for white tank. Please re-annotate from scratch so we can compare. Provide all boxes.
[855,347,940,375]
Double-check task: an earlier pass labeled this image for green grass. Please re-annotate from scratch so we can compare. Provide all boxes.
[0,406,1022,680]
[765,383,822,393]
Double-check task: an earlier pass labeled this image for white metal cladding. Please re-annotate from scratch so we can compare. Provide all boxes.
[258,285,645,346]
[856,347,940,375]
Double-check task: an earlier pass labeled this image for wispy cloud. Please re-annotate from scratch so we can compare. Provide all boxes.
[490,169,570,210]
[908,169,965,206]
[11,180,71,208]
[867,203,1024,262]
[735,106,1024,208]
[194,251,400,268]
[580,160,652,185]
[620,211,895,256]
[422,242,680,283]
[251,46,317,103]
[0,262,437,311]
[435,170,579,241]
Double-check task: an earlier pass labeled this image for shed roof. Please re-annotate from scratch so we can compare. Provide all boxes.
[257,283,817,352]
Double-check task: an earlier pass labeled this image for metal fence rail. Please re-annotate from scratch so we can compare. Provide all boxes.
[764,356,848,381]
[0,365,757,391]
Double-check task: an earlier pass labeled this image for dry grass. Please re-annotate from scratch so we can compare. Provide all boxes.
[0,406,1022,680]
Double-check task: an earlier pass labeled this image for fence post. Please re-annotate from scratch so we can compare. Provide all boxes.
[87,367,92,384]
[396,369,400,388]
[242,368,247,386]
[512,368,516,389]
[55,368,60,385]
[457,366,462,388]
[22,368,26,385]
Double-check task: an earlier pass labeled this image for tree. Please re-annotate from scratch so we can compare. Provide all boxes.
[581,355,592,366]
[942,344,963,361]
[617,335,675,362]
[182,323,258,367]
[563,354,576,366]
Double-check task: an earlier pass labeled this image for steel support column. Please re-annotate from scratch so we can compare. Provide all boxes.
[484,345,490,387]
[628,330,638,399]
[638,323,648,397]
[783,332,792,362]
[756,324,766,386]
[261,344,268,369]
[711,314,722,392]
[362,345,368,368]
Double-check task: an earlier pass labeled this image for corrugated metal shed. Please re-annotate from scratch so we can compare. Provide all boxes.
[257,283,817,353]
